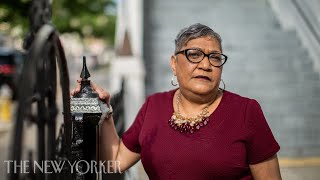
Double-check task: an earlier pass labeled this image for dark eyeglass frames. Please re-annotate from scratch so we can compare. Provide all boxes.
[175,48,228,67]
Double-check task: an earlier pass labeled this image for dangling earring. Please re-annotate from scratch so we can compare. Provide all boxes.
[171,75,178,86]
[219,79,225,91]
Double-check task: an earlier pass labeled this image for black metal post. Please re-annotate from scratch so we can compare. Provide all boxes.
[70,57,109,180]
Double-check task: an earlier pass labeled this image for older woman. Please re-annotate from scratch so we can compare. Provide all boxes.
[72,23,281,179]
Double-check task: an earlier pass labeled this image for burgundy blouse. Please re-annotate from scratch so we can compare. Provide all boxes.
[122,89,280,180]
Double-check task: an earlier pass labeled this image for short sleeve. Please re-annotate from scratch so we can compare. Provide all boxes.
[121,97,149,153]
[245,99,280,164]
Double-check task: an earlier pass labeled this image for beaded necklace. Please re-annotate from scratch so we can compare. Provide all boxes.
[168,90,219,133]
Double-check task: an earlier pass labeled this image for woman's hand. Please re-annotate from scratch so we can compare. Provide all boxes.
[70,79,111,106]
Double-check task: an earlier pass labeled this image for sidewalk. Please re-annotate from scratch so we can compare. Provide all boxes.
[281,166,320,179]
[279,157,320,179]
[134,157,320,179]
[0,127,11,180]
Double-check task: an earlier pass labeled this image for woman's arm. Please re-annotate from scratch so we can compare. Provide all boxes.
[100,116,141,173]
[249,154,282,180]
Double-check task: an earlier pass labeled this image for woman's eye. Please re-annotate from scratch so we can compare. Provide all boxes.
[188,52,201,58]
[209,55,221,61]
[190,53,199,57]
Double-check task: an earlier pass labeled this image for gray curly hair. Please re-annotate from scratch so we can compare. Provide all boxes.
[174,23,222,53]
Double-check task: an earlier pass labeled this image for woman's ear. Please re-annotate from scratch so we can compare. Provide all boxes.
[170,55,177,76]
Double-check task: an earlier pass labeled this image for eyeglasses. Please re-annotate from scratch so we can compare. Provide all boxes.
[175,48,228,67]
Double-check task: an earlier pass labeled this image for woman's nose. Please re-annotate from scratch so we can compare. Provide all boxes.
[197,56,212,71]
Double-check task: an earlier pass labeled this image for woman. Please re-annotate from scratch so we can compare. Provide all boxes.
[72,23,281,179]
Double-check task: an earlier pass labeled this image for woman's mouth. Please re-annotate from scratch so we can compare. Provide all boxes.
[194,75,211,81]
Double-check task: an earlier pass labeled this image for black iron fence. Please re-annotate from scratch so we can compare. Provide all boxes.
[7,0,125,179]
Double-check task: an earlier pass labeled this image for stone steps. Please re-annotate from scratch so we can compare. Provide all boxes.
[143,0,320,157]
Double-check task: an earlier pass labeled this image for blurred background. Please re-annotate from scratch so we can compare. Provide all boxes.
[0,0,320,179]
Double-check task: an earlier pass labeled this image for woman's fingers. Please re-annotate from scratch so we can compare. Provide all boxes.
[91,82,111,104]
[70,79,82,96]
[70,79,110,104]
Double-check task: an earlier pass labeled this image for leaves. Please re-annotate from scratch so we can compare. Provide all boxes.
[0,0,116,44]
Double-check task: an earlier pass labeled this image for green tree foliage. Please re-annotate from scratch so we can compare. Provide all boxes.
[0,0,116,44]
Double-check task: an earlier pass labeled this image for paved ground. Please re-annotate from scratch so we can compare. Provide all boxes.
[135,160,320,180]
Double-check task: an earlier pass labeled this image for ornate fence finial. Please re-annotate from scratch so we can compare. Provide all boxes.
[80,56,91,80]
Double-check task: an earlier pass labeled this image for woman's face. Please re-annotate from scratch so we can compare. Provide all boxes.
[170,36,222,95]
